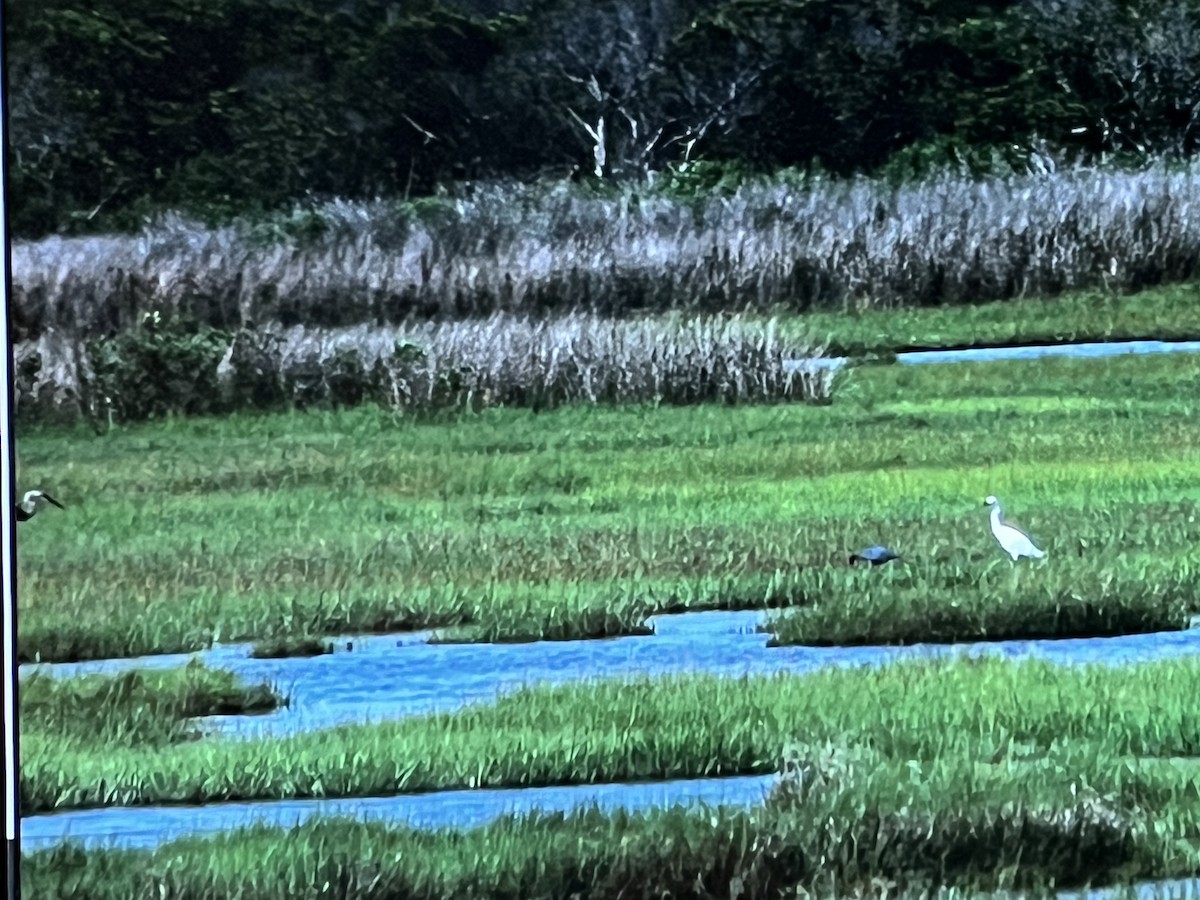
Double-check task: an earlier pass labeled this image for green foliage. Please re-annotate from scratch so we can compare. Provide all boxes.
[10,0,1200,235]
[83,313,231,423]
[654,160,760,199]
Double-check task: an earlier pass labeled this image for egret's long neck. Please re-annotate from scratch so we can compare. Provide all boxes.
[989,505,1003,533]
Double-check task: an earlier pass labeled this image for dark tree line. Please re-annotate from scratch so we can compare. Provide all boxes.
[8,0,1200,238]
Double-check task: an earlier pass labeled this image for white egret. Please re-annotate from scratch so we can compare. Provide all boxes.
[983,495,1044,560]
[16,490,64,522]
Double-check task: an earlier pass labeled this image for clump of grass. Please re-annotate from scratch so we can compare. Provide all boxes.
[428,571,811,645]
[765,561,1195,647]
[20,660,285,748]
[248,635,333,658]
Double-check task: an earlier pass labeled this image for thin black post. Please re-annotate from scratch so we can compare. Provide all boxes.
[0,0,22,894]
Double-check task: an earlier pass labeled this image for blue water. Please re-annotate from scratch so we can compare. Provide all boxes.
[20,773,780,852]
[783,338,1200,374]
[896,339,1200,366]
[20,608,1200,851]
[22,610,1200,739]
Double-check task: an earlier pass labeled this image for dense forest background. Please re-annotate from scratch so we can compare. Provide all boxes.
[8,0,1200,239]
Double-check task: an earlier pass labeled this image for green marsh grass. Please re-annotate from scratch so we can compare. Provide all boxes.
[28,658,1200,894]
[23,655,1200,814]
[20,660,285,748]
[19,792,1140,900]
[19,774,1151,900]
[15,352,1200,659]
[765,558,1195,646]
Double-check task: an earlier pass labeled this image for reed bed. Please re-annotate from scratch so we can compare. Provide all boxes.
[15,353,1200,661]
[223,312,841,412]
[17,311,840,423]
[22,655,1200,814]
[14,163,1200,346]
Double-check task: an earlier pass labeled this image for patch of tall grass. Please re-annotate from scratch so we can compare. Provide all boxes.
[20,782,1146,900]
[21,759,1158,900]
[16,164,1200,342]
[23,656,1200,813]
[19,311,840,424]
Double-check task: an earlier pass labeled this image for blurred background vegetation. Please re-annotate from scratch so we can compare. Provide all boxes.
[10,0,1200,239]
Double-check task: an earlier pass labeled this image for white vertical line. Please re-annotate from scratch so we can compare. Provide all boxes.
[0,0,20,848]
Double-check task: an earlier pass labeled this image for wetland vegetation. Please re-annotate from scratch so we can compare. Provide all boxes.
[16,0,1200,894]
[23,654,1200,811]
[16,349,1200,661]
[25,656,1200,894]
[20,322,1200,894]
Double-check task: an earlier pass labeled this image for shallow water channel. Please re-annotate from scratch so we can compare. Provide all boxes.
[21,337,1200,870]
[21,608,1200,852]
[785,337,1200,373]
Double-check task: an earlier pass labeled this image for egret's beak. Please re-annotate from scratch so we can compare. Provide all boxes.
[43,493,64,510]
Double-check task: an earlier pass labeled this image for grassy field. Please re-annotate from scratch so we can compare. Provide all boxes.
[14,347,1200,660]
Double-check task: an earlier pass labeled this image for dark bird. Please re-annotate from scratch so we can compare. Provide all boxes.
[848,545,901,567]
[16,490,64,522]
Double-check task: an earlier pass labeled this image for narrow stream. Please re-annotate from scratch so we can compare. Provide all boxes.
[20,773,781,852]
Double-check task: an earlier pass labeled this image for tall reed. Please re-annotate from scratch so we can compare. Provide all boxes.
[14,162,1200,344]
